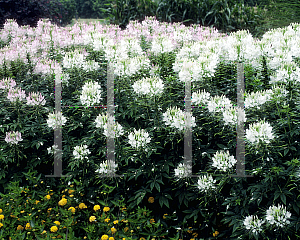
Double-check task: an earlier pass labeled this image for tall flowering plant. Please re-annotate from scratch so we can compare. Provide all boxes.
[0,18,299,239]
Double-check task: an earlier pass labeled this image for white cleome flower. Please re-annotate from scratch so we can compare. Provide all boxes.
[103,121,124,138]
[162,106,196,132]
[245,120,275,146]
[197,175,216,193]
[222,106,246,125]
[47,144,62,155]
[132,76,164,97]
[245,89,273,109]
[207,95,233,113]
[265,204,291,228]
[73,144,91,161]
[46,112,67,130]
[174,162,192,179]
[243,215,265,235]
[80,81,102,106]
[95,113,124,138]
[191,89,211,106]
[128,129,151,149]
[211,150,237,172]
[95,160,118,175]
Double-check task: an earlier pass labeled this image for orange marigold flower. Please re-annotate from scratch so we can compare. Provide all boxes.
[150,219,155,224]
[148,197,154,203]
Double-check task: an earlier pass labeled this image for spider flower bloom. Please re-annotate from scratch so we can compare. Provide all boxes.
[128,129,151,149]
[46,112,67,130]
[26,92,46,106]
[174,162,192,179]
[162,106,196,132]
[73,144,91,161]
[211,150,237,172]
[245,120,275,146]
[191,89,211,106]
[243,215,264,234]
[0,77,16,89]
[197,174,217,193]
[95,113,124,138]
[5,131,23,145]
[7,87,26,102]
[132,76,164,97]
[265,204,291,228]
[95,160,118,175]
[80,81,102,106]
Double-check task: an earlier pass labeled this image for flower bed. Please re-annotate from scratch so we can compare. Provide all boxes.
[0,16,299,239]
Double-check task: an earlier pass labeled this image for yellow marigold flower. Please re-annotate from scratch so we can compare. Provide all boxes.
[25,223,31,230]
[89,216,96,222]
[148,197,154,203]
[103,206,110,212]
[121,207,126,212]
[48,208,52,212]
[50,226,58,232]
[111,227,117,234]
[105,218,110,222]
[163,214,168,219]
[101,235,109,240]
[150,219,155,224]
[93,205,101,211]
[79,203,87,209]
[109,237,114,240]
[0,223,3,228]
[17,225,24,230]
[41,230,47,234]
[124,227,129,232]
[68,207,76,213]
[70,195,74,197]
[113,220,119,224]
[70,184,74,187]
[54,221,60,225]
[45,195,51,200]
[68,189,75,194]
[20,210,25,213]
[58,198,67,206]
[0,209,2,213]
[84,237,87,239]
[0,215,4,220]
[36,200,40,204]
[213,231,219,237]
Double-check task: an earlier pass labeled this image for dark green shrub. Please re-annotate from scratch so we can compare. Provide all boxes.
[0,0,61,29]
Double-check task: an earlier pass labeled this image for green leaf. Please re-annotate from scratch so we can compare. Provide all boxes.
[280,193,286,205]
[155,182,160,192]
[284,148,289,156]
